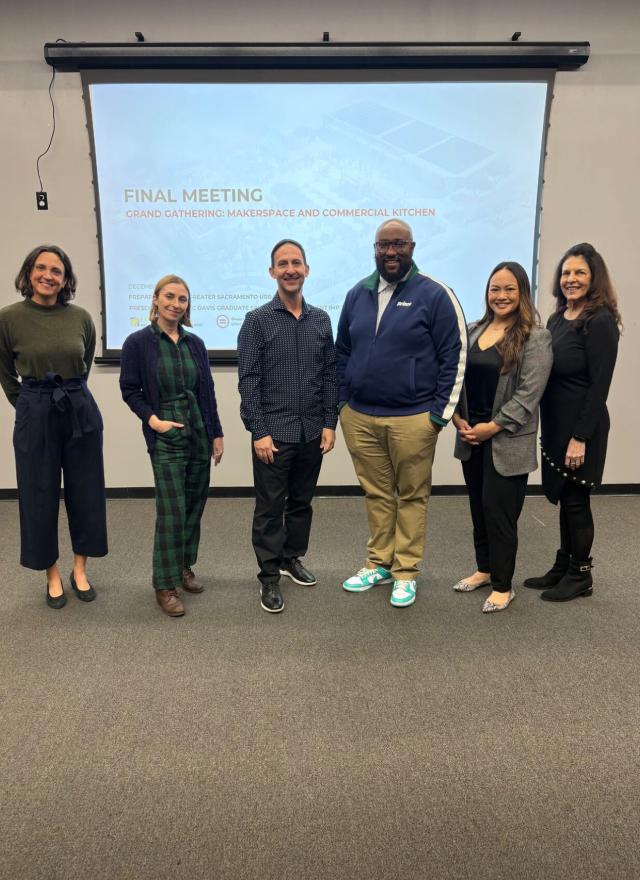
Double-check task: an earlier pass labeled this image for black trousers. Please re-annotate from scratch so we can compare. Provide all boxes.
[559,480,594,560]
[251,437,323,586]
[461,441,528,591]
[13,377,108,571]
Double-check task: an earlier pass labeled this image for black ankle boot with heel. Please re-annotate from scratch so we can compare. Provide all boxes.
[524,549,570,590]
[540,558,593,602]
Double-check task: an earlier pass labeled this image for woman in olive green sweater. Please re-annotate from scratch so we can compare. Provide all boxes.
[0,245,108,609]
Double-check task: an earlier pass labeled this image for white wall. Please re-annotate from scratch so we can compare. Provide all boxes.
[2,0,639,488]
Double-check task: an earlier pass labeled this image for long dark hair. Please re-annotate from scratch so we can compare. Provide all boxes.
[479,261,540,373]
[552,242,622,330]
[15,245,77,305]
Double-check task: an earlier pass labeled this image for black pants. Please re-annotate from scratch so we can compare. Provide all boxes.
[13,377,108,571]
[461,441,528,591]
[559,480,594,560]
[251,437,323,586]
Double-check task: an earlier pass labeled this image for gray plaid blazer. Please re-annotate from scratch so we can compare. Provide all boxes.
[454,321,553,476]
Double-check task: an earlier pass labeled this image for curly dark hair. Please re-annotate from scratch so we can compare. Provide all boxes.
[15,245,77,305]
[552,242,622,330]
[478,261,541,373]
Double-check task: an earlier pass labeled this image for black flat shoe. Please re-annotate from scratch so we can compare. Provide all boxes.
[46,581,66,610]
[70,571,96,602]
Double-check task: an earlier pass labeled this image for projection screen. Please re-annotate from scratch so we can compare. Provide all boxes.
[83,71,552,359]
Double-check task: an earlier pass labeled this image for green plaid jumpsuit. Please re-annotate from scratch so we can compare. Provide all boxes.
[151,325,211,590]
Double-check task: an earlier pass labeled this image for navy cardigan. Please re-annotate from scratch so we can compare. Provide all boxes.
[120,325,223,454]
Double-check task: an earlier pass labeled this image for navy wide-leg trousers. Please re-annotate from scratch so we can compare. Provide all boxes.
[13,378,108,571]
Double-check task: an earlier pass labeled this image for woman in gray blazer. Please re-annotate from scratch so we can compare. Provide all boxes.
[452,262,552,613]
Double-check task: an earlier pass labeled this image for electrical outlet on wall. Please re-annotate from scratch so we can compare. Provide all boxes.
[36,191,48,210]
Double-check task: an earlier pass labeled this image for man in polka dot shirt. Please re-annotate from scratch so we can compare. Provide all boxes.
[238,240,338,614]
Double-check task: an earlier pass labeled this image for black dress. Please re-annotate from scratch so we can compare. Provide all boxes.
[540,308,619,503]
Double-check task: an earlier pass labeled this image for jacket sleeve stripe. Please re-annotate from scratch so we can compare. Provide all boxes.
[418,272,467,421]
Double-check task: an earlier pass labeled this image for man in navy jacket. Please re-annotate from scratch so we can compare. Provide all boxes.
[336,220,467,607]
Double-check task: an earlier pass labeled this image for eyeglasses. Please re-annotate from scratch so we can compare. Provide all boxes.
[374,239,413,253]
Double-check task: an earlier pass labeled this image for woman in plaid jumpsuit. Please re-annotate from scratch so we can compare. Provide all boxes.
[120,275,224,617]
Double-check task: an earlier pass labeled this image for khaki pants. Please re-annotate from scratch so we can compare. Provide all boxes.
[340,405,440,580]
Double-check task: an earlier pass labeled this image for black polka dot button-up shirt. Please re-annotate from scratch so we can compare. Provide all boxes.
[237,294,338,443]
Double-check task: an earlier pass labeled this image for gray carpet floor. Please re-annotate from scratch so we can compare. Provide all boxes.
[0,495,638,880]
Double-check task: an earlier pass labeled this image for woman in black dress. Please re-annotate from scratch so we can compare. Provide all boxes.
[524,243,622,601]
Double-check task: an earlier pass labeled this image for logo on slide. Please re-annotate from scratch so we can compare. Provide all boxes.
[217,315,230,328]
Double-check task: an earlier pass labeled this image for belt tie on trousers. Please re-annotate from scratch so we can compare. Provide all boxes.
[19,373,96,490]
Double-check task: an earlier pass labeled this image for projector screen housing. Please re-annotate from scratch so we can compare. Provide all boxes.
[45,41,589,72]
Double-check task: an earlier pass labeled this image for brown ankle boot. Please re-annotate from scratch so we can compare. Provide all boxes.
[156,589,185,616]
[182,567,204,593]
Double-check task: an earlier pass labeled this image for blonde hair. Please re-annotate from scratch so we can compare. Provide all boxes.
[149,274,192,326]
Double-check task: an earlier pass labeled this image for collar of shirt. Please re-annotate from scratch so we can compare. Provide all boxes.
[377,267,412,296]
[362,261,418,292]
[150,320,187,343]
[271,293,310,318]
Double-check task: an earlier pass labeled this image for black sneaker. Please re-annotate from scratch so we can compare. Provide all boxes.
[279,557,317,586]
[260,582,284,613]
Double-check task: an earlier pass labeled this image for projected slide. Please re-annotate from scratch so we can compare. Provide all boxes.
[89,80,548,352]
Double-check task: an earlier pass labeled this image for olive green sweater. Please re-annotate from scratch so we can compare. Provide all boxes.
[0,298,96,407]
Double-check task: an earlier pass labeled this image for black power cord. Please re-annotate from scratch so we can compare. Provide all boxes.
[36,66,56,192]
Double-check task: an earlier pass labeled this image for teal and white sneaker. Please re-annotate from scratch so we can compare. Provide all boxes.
[342,567,393,592]
[390,579,417,607]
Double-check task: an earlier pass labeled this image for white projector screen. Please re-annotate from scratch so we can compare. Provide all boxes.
[85,76,551,357]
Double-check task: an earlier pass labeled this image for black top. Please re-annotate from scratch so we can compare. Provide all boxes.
[540,308,619,502]
[465,340,502,424]
[237,294,338,443]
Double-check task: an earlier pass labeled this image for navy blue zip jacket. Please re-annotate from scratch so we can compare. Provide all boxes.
[120,324,223,453]
[336,262,467,424]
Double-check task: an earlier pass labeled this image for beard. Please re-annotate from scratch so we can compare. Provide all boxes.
[376,253,412,283]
